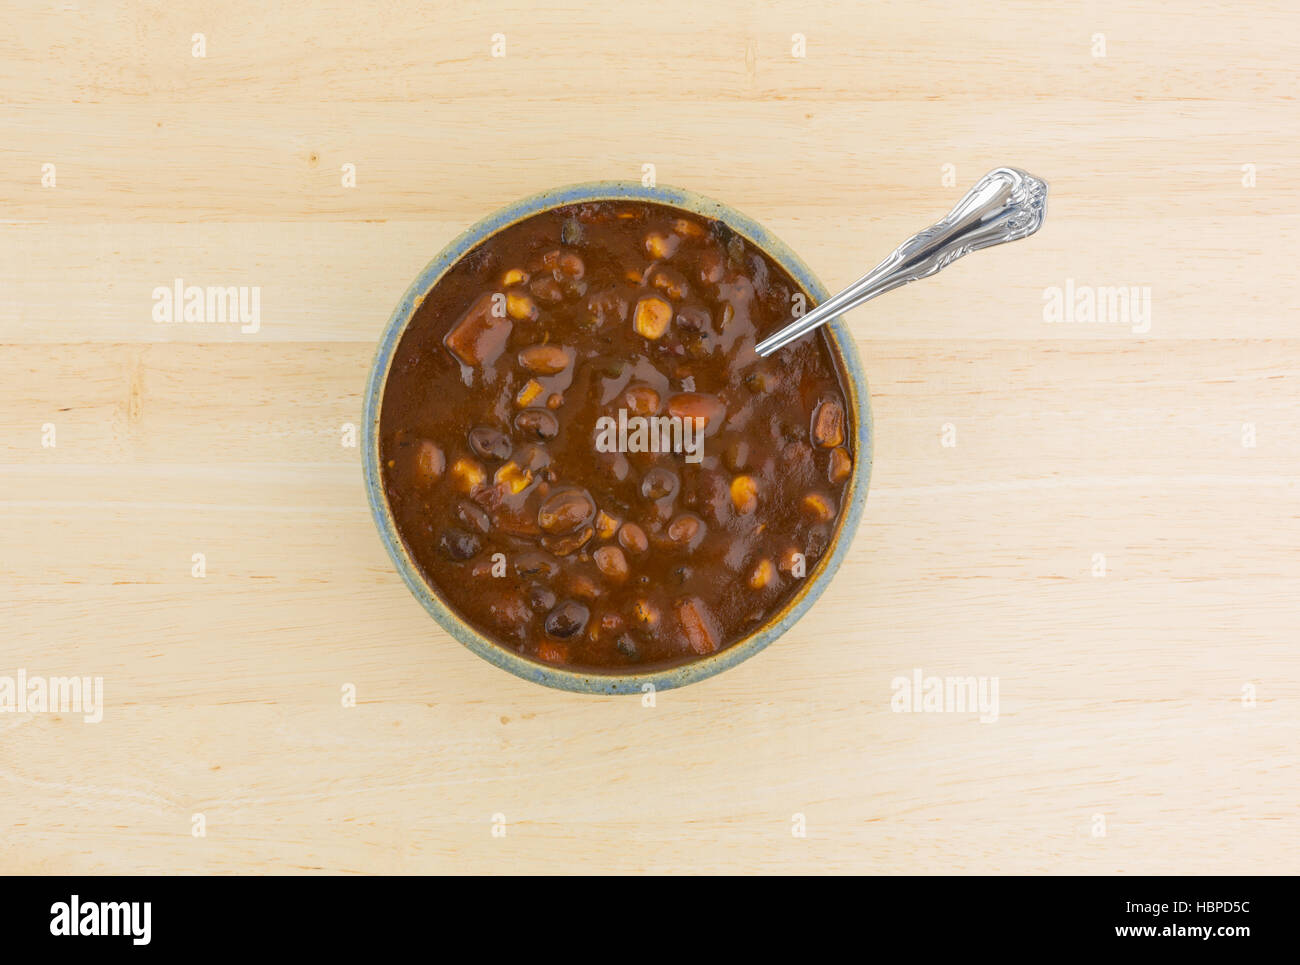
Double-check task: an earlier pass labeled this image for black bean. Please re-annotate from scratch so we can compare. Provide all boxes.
[544,600,589,638]
[747,252,769,296]
[561,217,583,246]
[515,443,552,472]
[806,526,829,560]
[468,426,512,461]
[726,234,745,267]
[640,467,679,501]
[526,583,557,613]
[437,527,480,561]
[514,551,560,579]
[514,408,559,441]
[456,500,491,534]
[674,304,711,333]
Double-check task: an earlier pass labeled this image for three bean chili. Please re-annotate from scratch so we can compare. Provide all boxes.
[379,200,853,671]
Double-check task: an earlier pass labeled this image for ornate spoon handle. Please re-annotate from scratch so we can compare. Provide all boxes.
[754,167,1048,357]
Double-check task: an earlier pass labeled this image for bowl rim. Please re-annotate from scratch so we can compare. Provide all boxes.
[363,181,873,694]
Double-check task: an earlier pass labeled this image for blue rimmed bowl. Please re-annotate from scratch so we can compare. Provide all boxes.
[363,182,872,694]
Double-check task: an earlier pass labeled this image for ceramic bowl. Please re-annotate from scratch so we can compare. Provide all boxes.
[363,181,872,694]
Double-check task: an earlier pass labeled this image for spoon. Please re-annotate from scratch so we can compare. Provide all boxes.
[754,167,1048,357]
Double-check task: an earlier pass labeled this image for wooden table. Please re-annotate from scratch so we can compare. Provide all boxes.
[2,0,1296,875]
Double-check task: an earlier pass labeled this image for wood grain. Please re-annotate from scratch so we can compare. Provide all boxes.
[1,0,1296,875]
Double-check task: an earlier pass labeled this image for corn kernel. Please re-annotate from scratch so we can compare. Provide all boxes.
[506,292,537,321]
[779,546,803,575]
[644,232,679,259]
[537,642,568,664]
[730,475,758,514]
[502,268,529,287]
[566,572,600,599]
[595,510,620,540]
[633,296,672,339]
[516,379,544,407]
[651,268,688,300]
[494,461,532,494]
[450,457,485,493]
[414,439,444,483]
[748,558,775,590]
[803,492,836,521]
[829,446,852,484]
[632,599,659,628]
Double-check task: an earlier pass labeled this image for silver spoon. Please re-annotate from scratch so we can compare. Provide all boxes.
[754,167,1048,356]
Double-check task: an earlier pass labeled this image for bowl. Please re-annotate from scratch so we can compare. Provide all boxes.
[363,182,872,693]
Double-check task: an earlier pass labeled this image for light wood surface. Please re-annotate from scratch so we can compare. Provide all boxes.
[2,0,1296,875]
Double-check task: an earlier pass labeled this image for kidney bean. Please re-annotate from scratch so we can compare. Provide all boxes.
[594,545,630,582]
[666,513,705,550]
[624,383,661,416]
[538,488,596,534]
[676,596,718,655]
[618,522,648,554]
[518,344,571,375]
[666,392,724,433]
